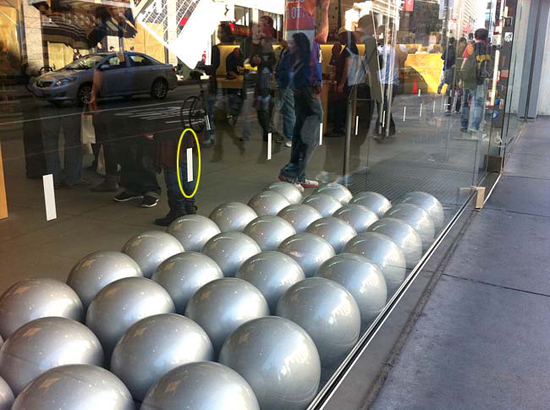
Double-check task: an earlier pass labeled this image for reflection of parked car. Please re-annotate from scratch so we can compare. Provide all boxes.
[31,52,178,105]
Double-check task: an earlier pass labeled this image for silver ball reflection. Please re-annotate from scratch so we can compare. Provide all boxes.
[86,277,175,358]
[0,317,104,395]
[400,191,444,230]
[185,278,269,354]
[0,376,13,410]
[277,204,323,233]
[244,216,296,251]
[278,233,336,277]
[306,217,357,253]
[209,202,258,232]
[265,182,303,204]
[235,251,305,313]
[219,316,321,410]
[385,203,435,250]
[343,232,406,295]
[0,278,84,340]
[141,362,259,410]
[151,252,223,313]
[202,232,261,277]
[368,218,423,268]
[350,192,392,218]
[12,365,134,410]
[111,313,214,401]
[301,193,342,217]
[67,251,143,310]
[313,183,353,205]
[122,231,184,278]
[248,191,291,216]
[276,277,361,369]
[315,254,387,323]
[167,215,221,252]
[333,204,379,233]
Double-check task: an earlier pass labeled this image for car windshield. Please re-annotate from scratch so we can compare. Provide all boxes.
[63,55,105,70]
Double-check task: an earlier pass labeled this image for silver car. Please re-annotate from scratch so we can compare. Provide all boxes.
[32,52,178,105]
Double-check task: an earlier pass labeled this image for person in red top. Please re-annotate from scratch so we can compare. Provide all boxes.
[460,28,491,133]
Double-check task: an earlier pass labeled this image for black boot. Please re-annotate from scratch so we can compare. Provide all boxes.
[154,210,186,227]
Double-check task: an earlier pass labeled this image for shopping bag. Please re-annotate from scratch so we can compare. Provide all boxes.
[96,145,106,176]
[81,111,96,145]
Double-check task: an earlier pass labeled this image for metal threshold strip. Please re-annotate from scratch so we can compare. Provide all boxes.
[308,175,494,409]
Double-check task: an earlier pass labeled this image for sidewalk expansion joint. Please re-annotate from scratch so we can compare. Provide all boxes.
[482,206,550,220]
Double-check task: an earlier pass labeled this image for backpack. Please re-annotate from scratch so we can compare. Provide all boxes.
[462,43,490,86]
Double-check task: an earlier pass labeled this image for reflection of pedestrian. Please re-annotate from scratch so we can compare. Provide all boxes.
[254,15,276,141]
[226,47,243,121]
[440,37,456,114]
[39,103,86,188]
[374,25,407,141]
[460,28,491,133]
[273,39,295,146]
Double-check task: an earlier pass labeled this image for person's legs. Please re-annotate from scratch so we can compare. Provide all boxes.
[205,93,216,143]
[40,112,62,186]
[295,87,322,182]
[256,68,271,140]
[470,84,486,132]
[281,87,296,140]
[60,113,84,186]
[460,88,472,130]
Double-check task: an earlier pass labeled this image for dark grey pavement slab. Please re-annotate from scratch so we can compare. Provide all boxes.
[441,208,550,296]
[372,275,550,410]
[485,175,550,217]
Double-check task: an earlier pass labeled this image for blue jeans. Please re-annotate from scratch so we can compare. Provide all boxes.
[163,157,196,212]
[461,85,485,131]
[40,105,83,186]
[280,87,323,181]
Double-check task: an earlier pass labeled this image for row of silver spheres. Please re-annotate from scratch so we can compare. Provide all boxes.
[0,181,443,410]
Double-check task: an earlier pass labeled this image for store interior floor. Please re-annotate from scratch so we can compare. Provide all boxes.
[1,91,487,294]
[370,118,550,409]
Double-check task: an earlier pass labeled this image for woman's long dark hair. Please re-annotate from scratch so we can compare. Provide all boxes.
[291,32,311,65]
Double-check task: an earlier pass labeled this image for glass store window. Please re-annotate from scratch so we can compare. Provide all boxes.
[0,0,522,407]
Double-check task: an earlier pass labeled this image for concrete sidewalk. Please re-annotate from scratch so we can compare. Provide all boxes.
[371,119,550,410]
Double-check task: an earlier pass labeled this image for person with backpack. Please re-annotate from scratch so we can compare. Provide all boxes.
[460,28,491,133]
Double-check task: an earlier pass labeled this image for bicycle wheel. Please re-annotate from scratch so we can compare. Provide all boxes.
[180,96,206,132]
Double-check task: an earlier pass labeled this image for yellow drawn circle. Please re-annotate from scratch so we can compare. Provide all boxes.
[176,128,201,199]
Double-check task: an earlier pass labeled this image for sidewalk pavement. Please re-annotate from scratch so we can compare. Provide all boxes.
[371,118,550,410]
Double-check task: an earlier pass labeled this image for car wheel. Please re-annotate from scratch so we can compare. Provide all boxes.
[151,79,168,99]
[77,84,93,106]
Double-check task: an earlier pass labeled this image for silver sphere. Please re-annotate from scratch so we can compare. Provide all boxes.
[244,216,296,251]
[111,314,214,401]
[67,251,143,310]
[12,365,134,410]
[185,278,269,354]
[276,277,361,369]
[151,252,223,313]
[202,232,261,277]
[141,362,259,410]
[0,377,13,410]
[86,277,175,358]
[368,218,423,268]
[235,251,305,313]
[301,193,342,217]
[122,231,184,278]
[0,278,83,340]
[0,317,104,395]
[400,191,444,230]
[278,233,336,277]
[312,183,353,204]
[350,192,392,218]
[333,204,379,233]
[167,215,221,251]
[248,191,291,216]
[315,254,387,323]
[219,316,321,410]
[277,204,322,233]
[343,233,406,295]
[209,202,257,232]
[265,181,303,204]
[306,216,357,253]
[385,203,435,250]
